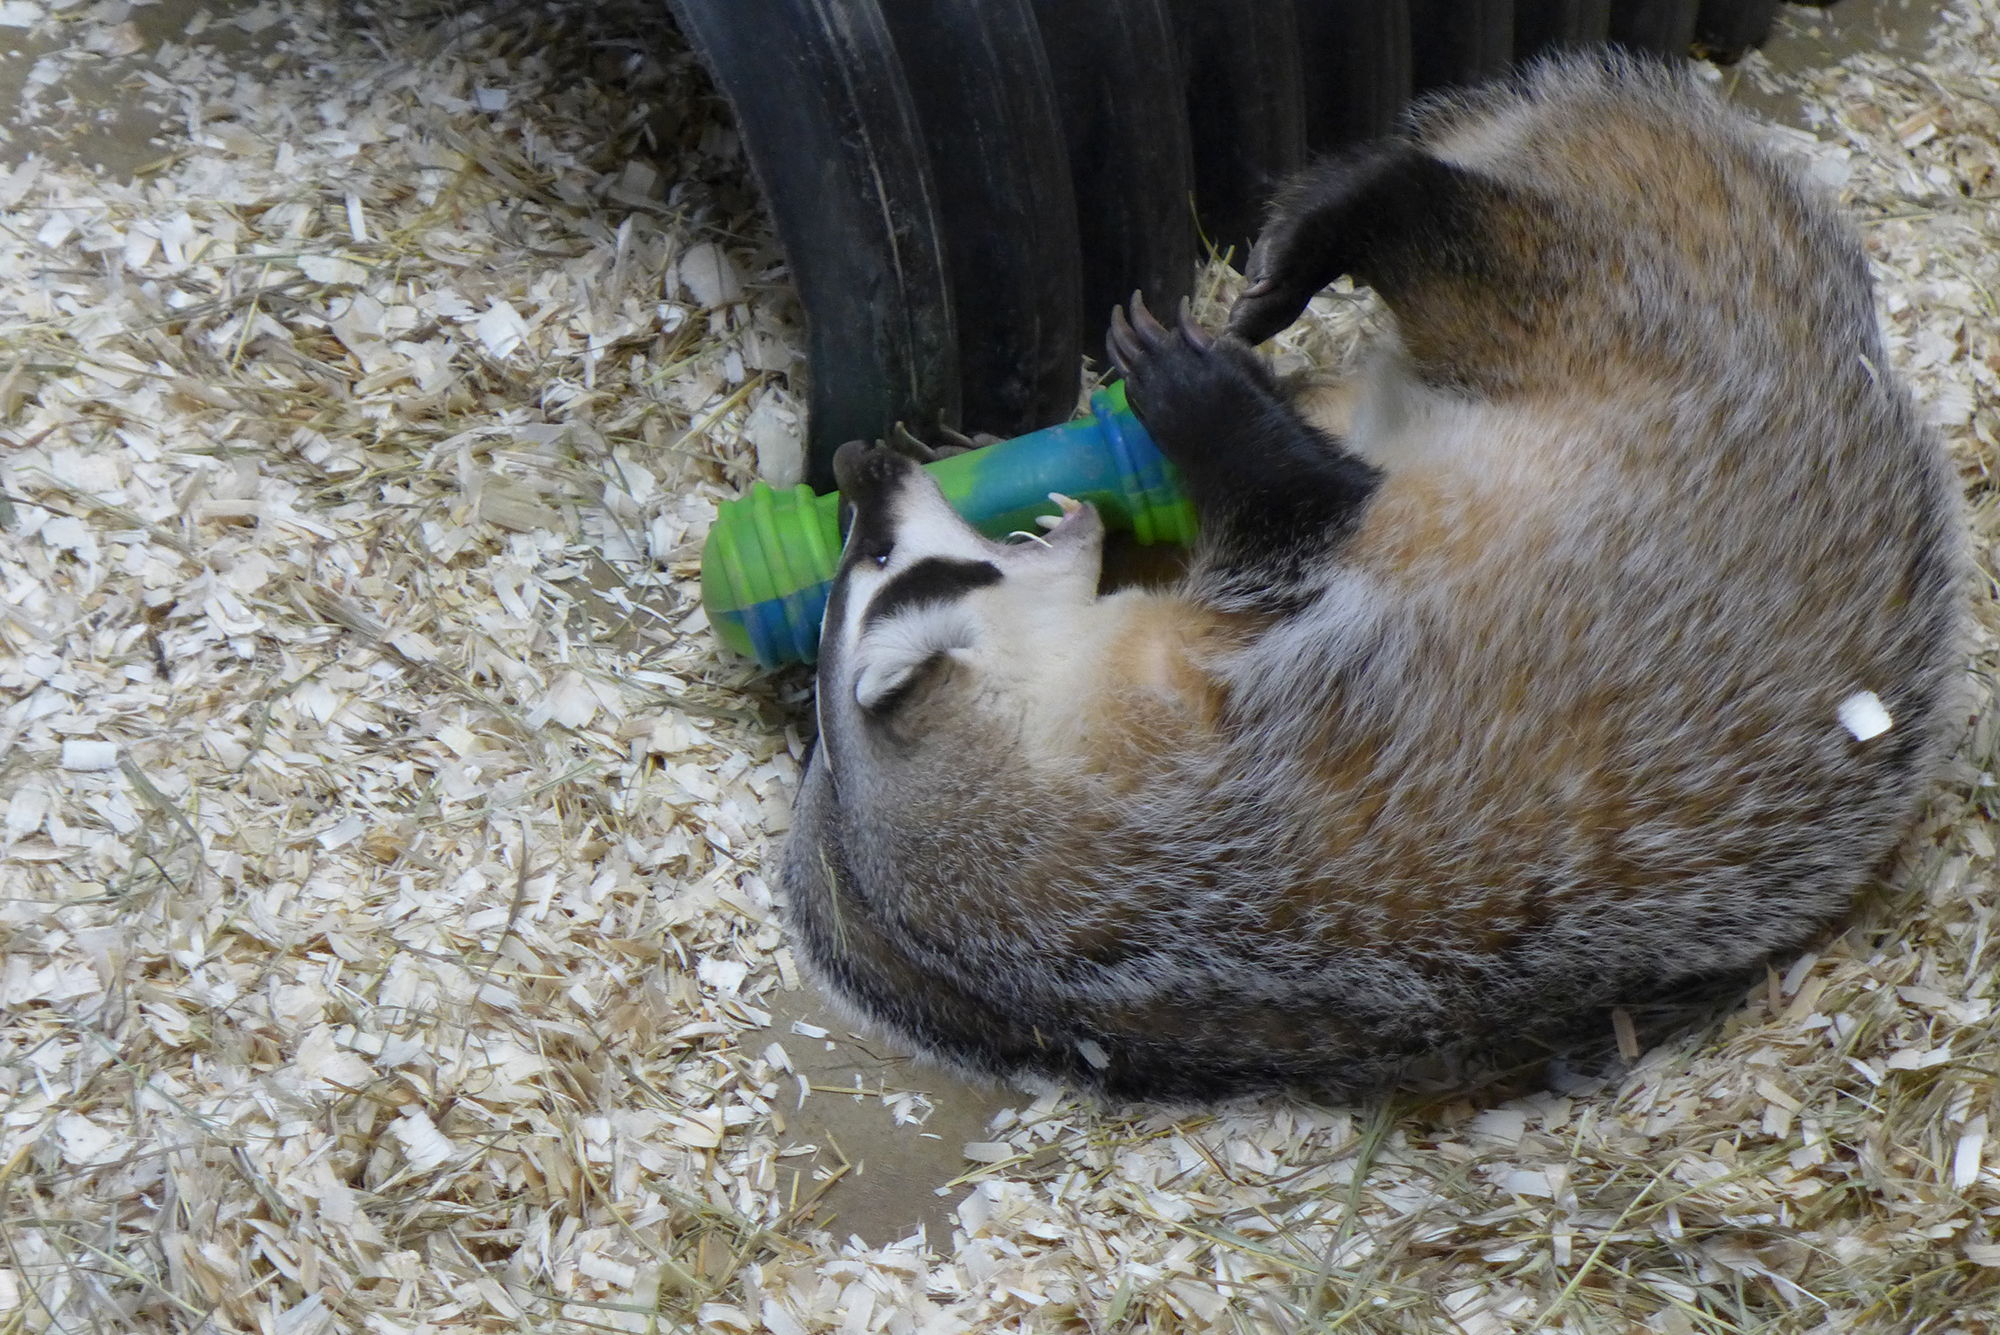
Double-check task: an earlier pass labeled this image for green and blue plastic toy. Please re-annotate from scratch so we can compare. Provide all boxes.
[700,381,1197,668]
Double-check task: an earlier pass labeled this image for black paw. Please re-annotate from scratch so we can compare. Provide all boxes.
[1107,294,1278,456]
[1230,220,1330,346]
[1226,141,1443,345]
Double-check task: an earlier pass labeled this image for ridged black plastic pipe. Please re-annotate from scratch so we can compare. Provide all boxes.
[664,0,957,492]
[876,0,1083,440]
[666,0,1828,489]
[1171,0,1308,265]
[1030,0,1197,362]
[1409,0,1515,93]
[1608,0,1699,54]
[1514,0,1612,59]
[1296,0,1414,151]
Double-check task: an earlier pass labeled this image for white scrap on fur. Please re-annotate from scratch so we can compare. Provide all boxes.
[1075,1039,1110,1069]
[1838,690,1893,741]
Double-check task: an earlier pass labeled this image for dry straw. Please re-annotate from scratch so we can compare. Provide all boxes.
[0,1,1996,1333]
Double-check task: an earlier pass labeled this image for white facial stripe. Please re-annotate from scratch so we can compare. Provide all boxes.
[890,485,993,565]
[833,469,992,654]
[827,456,1108,721]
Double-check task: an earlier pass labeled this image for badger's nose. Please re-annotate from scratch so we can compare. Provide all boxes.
[831,438,916,503]
[832,440,915,566]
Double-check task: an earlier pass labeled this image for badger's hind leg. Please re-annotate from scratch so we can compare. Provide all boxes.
[1229,141,1476,348]
[1109,297,1381,609]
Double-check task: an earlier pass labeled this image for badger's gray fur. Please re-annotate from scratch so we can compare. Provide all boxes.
[778,56,1965,1102]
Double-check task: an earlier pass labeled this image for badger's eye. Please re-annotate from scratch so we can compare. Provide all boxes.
[847,533,892,567]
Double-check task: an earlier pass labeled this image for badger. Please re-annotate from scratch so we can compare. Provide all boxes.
[776,56,1965,1102]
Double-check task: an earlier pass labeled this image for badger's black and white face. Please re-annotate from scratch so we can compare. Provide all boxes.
[818,441,1105,723]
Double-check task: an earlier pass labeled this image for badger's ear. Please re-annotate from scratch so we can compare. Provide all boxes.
[852,603,975,713]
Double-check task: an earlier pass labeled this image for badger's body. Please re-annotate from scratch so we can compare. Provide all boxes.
[778,57,1965,1102]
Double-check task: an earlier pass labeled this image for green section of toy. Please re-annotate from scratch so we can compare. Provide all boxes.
[700,381,1197,667]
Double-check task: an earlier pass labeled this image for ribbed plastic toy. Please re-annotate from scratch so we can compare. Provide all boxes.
[701,381,1197,667]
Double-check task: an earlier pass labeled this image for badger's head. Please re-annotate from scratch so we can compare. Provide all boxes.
[818,441,1105,729]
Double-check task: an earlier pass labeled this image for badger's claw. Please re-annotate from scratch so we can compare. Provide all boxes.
[888,421,997,464]
[1177,298,1214,352]
[886,422,941,464]
[1110,292,1222,382]
[1106,291,1286,470]
[936,422,999,456]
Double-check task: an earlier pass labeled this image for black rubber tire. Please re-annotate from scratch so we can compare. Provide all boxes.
[665,0,957,492]
[1171,0,1308,266]
[1608,0,1698,54]
[1296,0,1414,152]
[1514,0,1612,60]
[877,0,1082,441]
[1031,0,1198,363]
[1694,0,1781,62]
[1409,0,1514,93]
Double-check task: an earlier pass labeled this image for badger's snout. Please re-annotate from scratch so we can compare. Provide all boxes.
[831,440,924,571]
[832,438,918,506]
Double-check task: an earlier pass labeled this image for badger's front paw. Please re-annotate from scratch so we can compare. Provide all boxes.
[1108,294,1281,461]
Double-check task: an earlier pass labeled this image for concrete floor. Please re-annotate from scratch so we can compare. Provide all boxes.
[0,0,271,178]
[765,989,1014,1249]
[3,0,1950,1251]
[1727,0,1943,124]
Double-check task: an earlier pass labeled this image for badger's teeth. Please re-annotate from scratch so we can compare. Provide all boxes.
[1035,493,1085,531]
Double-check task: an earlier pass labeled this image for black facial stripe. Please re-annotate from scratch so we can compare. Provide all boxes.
[833,441,914,569]
[862,557,1003,629]
[840,495,898,569]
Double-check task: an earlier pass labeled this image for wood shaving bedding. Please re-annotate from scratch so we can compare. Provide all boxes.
[0,2,1996,1333]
